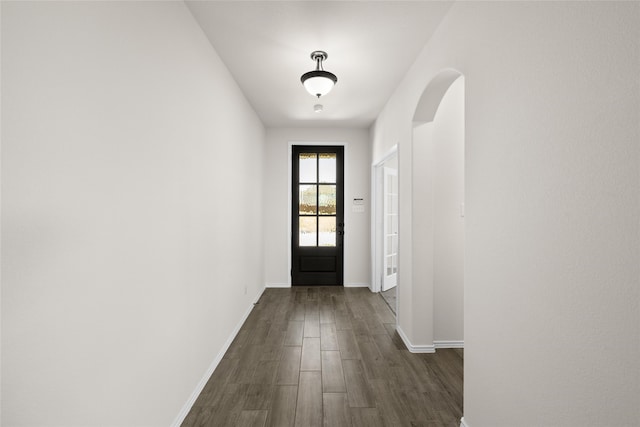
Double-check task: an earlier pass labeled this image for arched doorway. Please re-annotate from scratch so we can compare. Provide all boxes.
[409,69,465,349]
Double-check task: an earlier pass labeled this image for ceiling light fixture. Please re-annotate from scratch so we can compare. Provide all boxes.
[314,104,323,113]
[301,51,337,98]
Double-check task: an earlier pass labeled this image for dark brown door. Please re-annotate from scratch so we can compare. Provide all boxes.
[292,145,344,286]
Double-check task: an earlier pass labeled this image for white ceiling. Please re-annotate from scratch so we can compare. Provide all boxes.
[185,1,453,129]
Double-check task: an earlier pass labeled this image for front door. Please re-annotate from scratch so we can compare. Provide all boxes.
[292,145,344,286]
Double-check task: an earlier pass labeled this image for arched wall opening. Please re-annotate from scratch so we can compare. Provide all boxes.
[408,70,465,349]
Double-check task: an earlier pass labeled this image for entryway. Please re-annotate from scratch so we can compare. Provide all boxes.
[291,145,345,286]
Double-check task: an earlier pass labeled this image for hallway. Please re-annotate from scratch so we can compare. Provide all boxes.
[182,287,463,426]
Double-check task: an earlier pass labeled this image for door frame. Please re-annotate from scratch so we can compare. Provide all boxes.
[288,141,348,286]
[371,144,398,294]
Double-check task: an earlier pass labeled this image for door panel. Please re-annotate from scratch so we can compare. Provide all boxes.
[292,146,344,286]
[382,167,398,291]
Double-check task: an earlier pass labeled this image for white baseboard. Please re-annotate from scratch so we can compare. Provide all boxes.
[460,417,471,427]
[265,282,290,288]
[434,340,464,349]
[344,282,370,288]
[396,325,436,353]
[266,283,369,288]
[170,288,264,427]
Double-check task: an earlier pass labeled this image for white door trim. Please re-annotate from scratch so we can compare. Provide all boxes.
[370,145,398,294]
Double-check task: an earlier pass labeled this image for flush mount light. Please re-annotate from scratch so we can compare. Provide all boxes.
[301,51,337,98]
[314,104,323,113]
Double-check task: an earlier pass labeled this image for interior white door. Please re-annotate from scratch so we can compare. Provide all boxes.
[382,167,398,291]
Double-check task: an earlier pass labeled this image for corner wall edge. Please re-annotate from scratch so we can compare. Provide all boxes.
[396,325,436,353]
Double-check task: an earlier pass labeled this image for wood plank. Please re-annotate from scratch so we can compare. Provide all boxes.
[356,340,386,381]
[304,303,320,338]
[335,311,353,330]
[369,379,403,426]
[342,359,375,408]
[350,407,384,427]
[244,384,274,411]
[387,365,428,394]
[284,321,304,346]
[371,333,404,368]
[228,345,262,384]
[319,305,336,324]
[294,371,322,427]
[290,303,305,321]
[252,360,278,385]
[319,290,332,305]
[321,351,346,393]
[265,385,297,427]
[305,288,319,302]
[320,323,339,351]
[225,329,250,359]
[209,383,248,426]
[181,406,216,427]
[373,297,396,323]
[392,388,435,424]
[352,319,370,340]
[400,350,440,392]
[260,344,284,362]
[191,389,223,408]
[383,323,407,350]
[276,345,301,385]
[301,337,321,371]
[265,326,286,346]
[236,410,268,427]
[323,393,350,427]
[363,313,388,336]
[200,357,239,395]
[337,329,361,360]
[248,323,271,346]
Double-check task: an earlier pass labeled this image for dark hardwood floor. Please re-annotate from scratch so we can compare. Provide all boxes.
[182,287,463,427]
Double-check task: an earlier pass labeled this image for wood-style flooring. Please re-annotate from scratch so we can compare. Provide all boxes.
[182,287,463,427]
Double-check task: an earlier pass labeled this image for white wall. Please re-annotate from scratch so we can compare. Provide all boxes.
[432,78,464,342]
[264,128,370,287]
[1,2,265,426]
[372,2,639,426]
[410,123,435,345]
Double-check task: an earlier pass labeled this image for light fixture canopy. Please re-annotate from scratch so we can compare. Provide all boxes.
[301,51,337,98]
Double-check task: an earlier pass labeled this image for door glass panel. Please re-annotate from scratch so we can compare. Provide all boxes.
[387,174,396,194]
[299,217,317,246]
[299,153,317,183]
[319,217,336,247]
[386,236,394,255]
[299,185,317,215]
[318,185,336,215]
[319,153,336,183]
